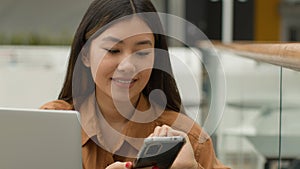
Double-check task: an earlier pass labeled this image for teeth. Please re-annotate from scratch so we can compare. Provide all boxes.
[115,79,133,84]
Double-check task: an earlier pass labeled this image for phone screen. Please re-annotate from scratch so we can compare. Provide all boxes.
[133,136,186,169]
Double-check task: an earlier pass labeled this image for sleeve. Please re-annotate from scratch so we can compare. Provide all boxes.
[189,132,231,169]
[157,111,231,169]
[40,100,73,110]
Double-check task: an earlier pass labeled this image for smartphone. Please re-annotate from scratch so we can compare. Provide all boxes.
[133,136,186,169]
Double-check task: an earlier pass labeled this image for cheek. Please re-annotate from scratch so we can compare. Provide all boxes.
[91,57,115,84]
[136,55,154,82]
[136,55,155,72]
[89,52,105,81]
[138,69,152,86]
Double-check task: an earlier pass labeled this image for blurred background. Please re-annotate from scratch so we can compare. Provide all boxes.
[1,0,300,169]
[1,0,299,45]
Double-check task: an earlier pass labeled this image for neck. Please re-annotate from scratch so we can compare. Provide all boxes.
[95,89,141,125]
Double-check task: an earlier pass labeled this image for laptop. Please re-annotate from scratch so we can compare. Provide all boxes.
[0,107,82,169]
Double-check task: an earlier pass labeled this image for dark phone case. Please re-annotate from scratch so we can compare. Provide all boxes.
[133,137,185,169]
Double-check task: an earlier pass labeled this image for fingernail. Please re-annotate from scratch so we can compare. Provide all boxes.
[125,162,132,168]
[152,166,159,169]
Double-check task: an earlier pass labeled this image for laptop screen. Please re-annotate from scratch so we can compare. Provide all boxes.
[0,107,82,169]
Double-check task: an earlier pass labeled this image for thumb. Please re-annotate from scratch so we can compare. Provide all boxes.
[106,161,133,169]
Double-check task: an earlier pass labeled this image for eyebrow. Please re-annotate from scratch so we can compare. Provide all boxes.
[102,36,123,43]
[101,36,153,46]
[135,40,153,46]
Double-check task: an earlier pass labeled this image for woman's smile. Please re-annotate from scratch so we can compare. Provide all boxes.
[111,77,138,88]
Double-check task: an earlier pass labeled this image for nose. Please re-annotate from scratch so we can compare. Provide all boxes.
[117,56,136,74]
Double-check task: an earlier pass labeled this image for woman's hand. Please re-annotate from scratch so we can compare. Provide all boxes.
[105,161,152,169]
[105,161,154,169]
[105,161,133,169]
[149,125,198,169]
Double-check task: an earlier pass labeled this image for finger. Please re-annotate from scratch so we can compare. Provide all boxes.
[125,162,133,169]
[165,127,187,138]
[158,125,168,137]
[105,161,132,169]
[166,129,183,137]
[152,126,162,136]
[153,125,169,137]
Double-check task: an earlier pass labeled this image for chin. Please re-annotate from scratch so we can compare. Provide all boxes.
[110,91,140,103]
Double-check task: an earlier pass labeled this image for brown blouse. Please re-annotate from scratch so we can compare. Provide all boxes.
[40,94,230,169]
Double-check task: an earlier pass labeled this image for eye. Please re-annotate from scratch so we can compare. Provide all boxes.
[103,48,120,54]
[135,50,152,57]
[136,52,150,57]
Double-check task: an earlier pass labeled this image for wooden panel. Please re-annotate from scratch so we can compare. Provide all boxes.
[254,0,281,41]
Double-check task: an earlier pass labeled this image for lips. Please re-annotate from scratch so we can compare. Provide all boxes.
[111,77,137,88]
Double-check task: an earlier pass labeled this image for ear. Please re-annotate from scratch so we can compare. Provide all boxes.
[81,55,90,67]
[81,48,91,67]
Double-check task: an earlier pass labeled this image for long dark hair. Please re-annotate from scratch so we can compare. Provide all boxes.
[58,0,182,113]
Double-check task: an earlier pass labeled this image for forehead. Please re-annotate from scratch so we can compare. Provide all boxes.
[96,16,153,41]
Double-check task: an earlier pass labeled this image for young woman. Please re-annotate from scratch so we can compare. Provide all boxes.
[41,0,230,169]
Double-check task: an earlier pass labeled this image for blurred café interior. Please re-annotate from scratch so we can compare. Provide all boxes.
[0,0,300,169]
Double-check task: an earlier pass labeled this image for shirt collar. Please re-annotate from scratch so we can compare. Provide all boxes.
[80,93,159,152]
[81,128,90,146]
[80,93,98,146]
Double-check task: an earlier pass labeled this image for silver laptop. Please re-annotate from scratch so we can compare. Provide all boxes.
[0,107,82,169]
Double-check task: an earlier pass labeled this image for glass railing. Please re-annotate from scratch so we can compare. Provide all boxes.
[199,42,300,169]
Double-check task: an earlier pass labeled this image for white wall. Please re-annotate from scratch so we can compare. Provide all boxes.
[0,46,69,108]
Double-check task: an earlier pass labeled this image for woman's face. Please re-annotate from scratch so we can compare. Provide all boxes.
[85,17,155,102]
